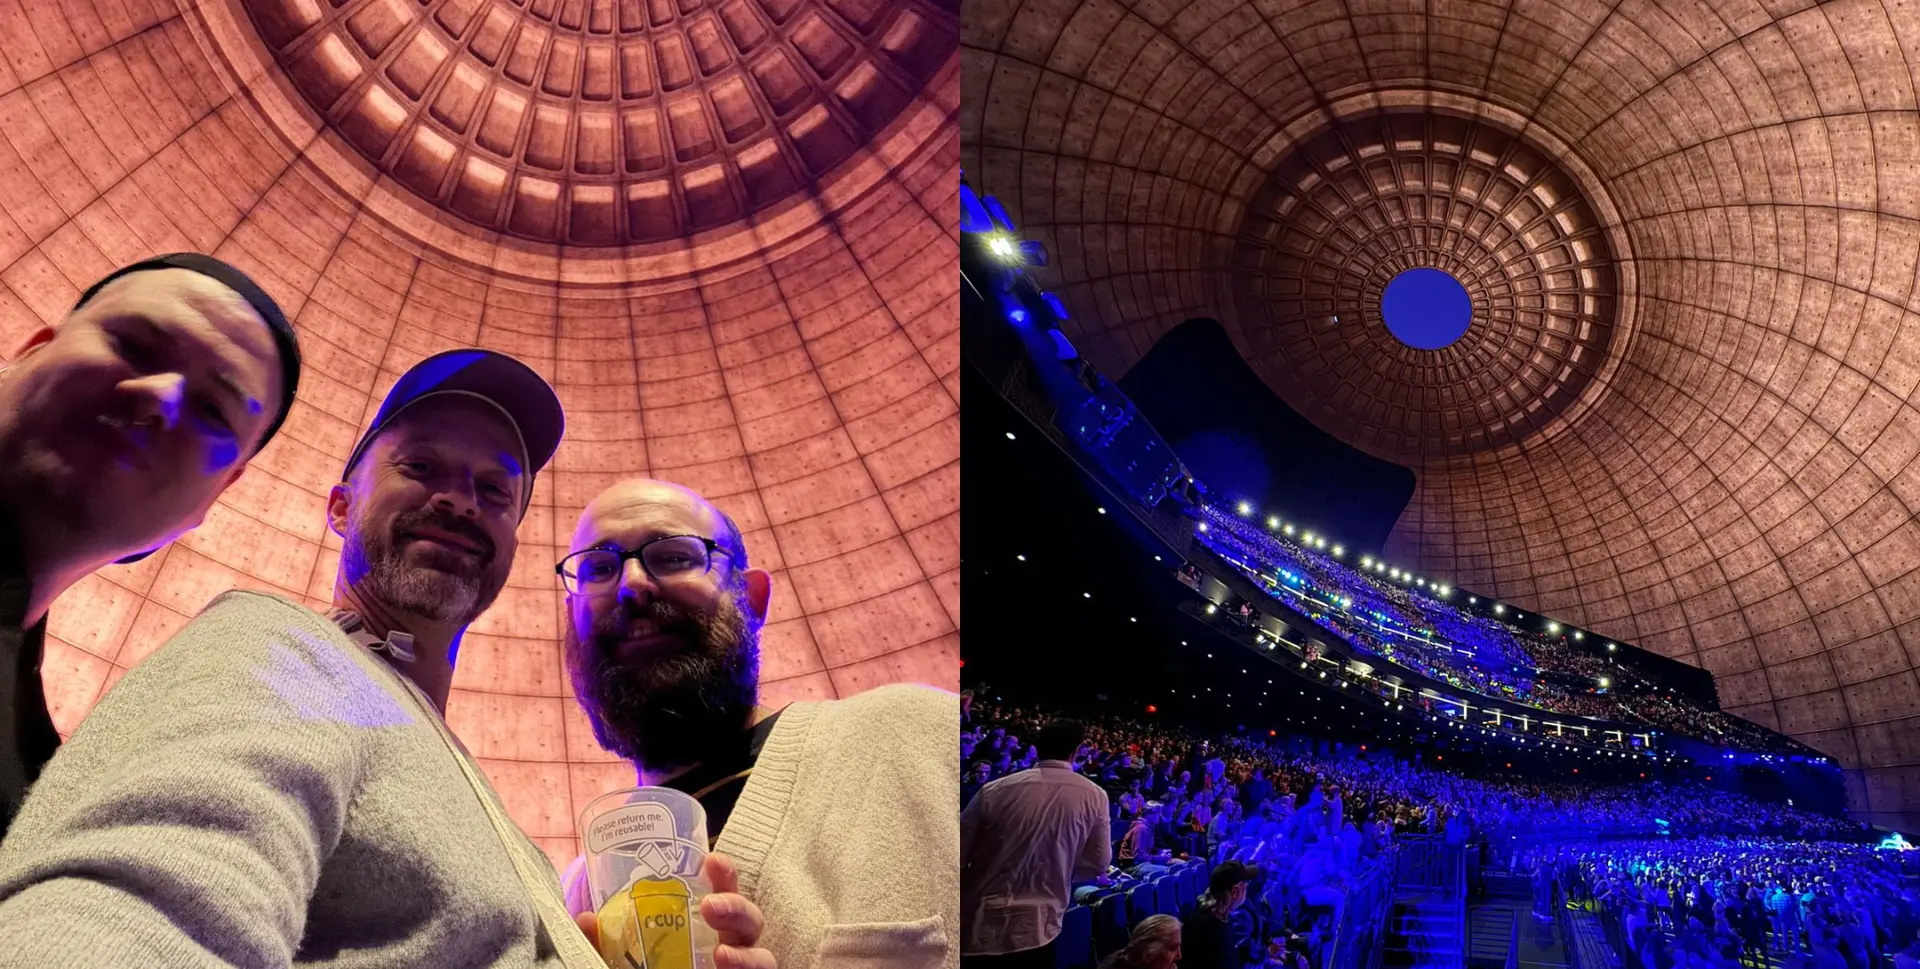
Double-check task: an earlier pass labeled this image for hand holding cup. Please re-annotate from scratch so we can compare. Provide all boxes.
[576,853,774,969]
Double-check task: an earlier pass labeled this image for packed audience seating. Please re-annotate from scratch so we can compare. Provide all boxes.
[1524,837,1920,969]
[962,695,1880,968]
[966,697,1404,969]
[1192,504,1804,753]
[964,699,1865,845]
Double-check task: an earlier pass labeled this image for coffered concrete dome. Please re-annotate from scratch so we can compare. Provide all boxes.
[245,0,957,245]
[1,0,956,865]
[965,0,1920,829]
[1233,103,1624,462]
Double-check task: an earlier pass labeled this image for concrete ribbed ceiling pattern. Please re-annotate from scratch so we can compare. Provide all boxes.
[964,0,1920,829]
[245,0,959,244]
[2,0,957,866]
[1234,108,1620,461]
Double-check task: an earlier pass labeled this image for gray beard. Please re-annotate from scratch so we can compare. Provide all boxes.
[358,550,480,624]
[342,524,498,627]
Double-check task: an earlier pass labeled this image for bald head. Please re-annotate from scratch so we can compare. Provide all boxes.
[563,477,772,773]
[571,478,748,574]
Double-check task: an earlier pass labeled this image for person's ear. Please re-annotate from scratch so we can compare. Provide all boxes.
[327,482,352,540]
[743,567,771,620]
[11,325,56,359]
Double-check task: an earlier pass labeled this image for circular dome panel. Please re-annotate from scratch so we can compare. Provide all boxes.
[1381,268,1471,350]
[1233,109,1620,463]
[244,0,957,246]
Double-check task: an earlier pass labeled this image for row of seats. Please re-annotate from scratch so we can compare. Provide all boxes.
[1053,863,1211,968]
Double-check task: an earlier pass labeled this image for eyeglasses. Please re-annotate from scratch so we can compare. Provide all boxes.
[555,535,729,596]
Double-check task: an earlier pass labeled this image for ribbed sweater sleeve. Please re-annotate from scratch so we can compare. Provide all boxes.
[0,592,379,968]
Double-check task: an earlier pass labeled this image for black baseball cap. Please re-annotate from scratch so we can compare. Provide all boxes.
[76,254,304,566]
[342,349,565,517]
[1210,860,1255,896]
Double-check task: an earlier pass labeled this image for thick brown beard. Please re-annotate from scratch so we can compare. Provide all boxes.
[567,585,761,772]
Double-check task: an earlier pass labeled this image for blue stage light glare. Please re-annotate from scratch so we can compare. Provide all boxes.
[985,195,1017,233]
[959,183,994,233]
[1049,330,1078,361]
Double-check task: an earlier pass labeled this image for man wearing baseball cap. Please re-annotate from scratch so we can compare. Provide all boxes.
[0,348,773,968]
[0,253,303,840]
[1182,860,1260,969]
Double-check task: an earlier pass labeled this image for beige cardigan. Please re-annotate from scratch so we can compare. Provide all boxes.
[566,684,959,969]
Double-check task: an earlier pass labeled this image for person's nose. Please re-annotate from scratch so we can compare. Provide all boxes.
[123,371,185,432]
[431,472,485,520]
[617,555,659,607]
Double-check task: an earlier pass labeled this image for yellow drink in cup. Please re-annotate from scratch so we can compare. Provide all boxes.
[580,788,717,968]
[594,876,696,969]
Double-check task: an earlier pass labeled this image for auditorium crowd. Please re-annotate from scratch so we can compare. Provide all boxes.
[1526,838,1920,969]
[962,694,1878,969]
[1195,507,1810,755]
[964,697,1864,844]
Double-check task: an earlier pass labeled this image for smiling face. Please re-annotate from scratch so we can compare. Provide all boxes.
[330,395,524,627]
[563,479,771,771]
[0,268,281,565]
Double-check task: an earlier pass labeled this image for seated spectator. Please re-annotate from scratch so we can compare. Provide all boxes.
[963,759,994,808]
[1098,914,1183,969]
[1209,796,1238,853]
[1119,804,1172,877]
[1184,861,1260,969]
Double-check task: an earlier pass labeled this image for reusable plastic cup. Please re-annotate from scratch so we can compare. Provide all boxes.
[580,787,716,968]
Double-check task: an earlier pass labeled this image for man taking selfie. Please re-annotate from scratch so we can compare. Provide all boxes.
[0,253,302,839]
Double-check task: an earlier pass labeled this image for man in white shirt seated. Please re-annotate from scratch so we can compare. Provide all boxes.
[961,719,1111,968]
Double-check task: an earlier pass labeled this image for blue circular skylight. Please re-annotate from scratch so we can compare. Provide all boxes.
[1380,268,1472,350]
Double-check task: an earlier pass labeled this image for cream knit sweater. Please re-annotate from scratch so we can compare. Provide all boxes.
[565,684,961,969]
[0,591,585,968]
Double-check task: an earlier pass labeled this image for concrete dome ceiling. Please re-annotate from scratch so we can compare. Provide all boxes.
[1234,108,1621,462]
[0,0,957,867]
[964,0,1920,829]
[245,0,959,244]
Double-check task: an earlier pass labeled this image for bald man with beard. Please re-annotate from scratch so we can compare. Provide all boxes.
[556,478,959,969]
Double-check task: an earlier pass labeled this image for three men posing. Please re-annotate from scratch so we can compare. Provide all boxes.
[0,255,956,969]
